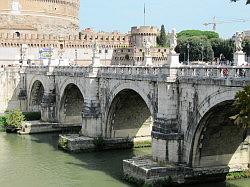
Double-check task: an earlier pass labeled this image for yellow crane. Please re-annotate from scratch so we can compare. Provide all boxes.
[203,16,250,31]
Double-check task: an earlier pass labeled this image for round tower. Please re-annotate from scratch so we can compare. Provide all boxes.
[130,26,158,48]
[0,0,80,36]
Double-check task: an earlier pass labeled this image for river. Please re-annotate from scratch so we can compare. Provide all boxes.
[0,132,249,187]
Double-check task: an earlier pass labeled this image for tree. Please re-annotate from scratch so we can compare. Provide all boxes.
[176,36,214,62]
[178,30,219,40]
[157,25,168,47]
[231,0,250,4]
[230,86,250,128]
[210,38,234,61]
[243,39,250,56]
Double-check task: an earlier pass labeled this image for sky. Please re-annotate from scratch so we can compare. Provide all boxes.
[79,0,250,38]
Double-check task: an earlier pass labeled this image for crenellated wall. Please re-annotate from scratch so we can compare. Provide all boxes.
[0,0,79,36]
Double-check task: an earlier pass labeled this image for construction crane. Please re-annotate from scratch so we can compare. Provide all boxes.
[203,16,250,31]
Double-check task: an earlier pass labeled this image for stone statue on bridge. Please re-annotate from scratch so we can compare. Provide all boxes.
[92,40,100,58]
[21,44,28,61]
[169,28,177,54]
[233,31,245,52]
[144,40,152,56]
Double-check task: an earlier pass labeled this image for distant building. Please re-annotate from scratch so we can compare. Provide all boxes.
[0,1,170,66]
[111,26,169,66]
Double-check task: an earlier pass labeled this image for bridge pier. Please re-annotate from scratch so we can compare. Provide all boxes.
[41,90,56,122]
[81,99,102,137]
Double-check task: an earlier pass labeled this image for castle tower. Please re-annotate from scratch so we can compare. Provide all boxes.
[130,26,158,48]
[0,0,80,36]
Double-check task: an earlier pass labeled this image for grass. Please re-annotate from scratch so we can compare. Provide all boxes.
[133,140,152,148]
[226,170,250,180]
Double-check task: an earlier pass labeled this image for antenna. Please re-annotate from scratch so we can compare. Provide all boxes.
[144,3,146,26]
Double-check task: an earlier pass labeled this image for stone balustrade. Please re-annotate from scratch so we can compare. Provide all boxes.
[19,65,250,80]
[178,65,250,79]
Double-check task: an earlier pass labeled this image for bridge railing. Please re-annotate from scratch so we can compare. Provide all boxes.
[177,66,250,79]
[98,66,171,77]
[23,65,250,79]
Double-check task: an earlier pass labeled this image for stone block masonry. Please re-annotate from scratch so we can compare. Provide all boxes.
[0,65,249,184]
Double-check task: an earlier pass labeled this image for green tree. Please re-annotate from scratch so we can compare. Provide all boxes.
[176,36,214,62]
[157,25,168,47]
[230,86,250,128]
[243,39,250,56]
[178,30,219,40]
[210,38,234,61]
[231,0,250,4]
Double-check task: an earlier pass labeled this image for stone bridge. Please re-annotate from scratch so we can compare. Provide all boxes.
[1,64,249,174]
[16,65,249,171]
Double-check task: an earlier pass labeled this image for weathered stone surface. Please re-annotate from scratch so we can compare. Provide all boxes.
[58,134,134,152]
[0,65,249,182]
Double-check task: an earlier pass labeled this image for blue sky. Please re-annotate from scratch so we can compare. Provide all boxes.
[79,0,250,38]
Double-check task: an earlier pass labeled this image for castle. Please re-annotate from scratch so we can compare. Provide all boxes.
[0,0,169,66]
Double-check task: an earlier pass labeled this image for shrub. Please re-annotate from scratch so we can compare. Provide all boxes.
[93,136,105,150]
[0,115,7,126]
[6,109,26,128]
[0,115,7,131]
[22,112,41,121]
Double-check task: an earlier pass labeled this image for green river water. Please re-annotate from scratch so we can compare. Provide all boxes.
[0,132,249,187]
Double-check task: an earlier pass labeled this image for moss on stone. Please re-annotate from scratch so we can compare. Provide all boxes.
[133,140,152,148]
[226,170,250,180]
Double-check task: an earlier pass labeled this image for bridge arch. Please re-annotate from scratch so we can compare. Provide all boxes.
[105,83,154,140]
[187,89,249,169]
[59,83,84,124]
[28,80,45,112]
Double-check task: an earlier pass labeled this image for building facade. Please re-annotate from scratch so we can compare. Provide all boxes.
[0,0,80,36]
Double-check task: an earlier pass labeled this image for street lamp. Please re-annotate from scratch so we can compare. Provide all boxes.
[187,43,190,65]
[200,43,204,62]
[75,49,78,65]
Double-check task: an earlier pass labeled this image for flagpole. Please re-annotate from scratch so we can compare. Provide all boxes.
[144,3,146,26]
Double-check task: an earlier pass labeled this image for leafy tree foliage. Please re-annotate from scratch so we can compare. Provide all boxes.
[230,86,250,128]
[176,36,214,62]
[231,0,250,4]
[157,25,168,47]
[210,38,234,61]
[178,30,219,40]
[243,39,250,56]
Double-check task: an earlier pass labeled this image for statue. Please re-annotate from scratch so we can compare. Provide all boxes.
[11,0,21,14]
[92,40,99,57]
[21,44,28,60]
[144,40,151,56]
[169,28,177,54]
[233,31,245,52]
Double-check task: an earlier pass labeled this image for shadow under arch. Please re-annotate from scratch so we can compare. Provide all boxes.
[191,100,249,169]
[28,80,44,112]
[105,89,153,141]
[59,83,84,124]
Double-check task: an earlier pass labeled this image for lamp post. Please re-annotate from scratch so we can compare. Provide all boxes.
[75,49,78,65]
[187,43,190,65]
[200,43,204,62]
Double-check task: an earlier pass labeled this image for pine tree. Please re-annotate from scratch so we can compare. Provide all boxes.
[157,25,167,47]
[231,0,250,4]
